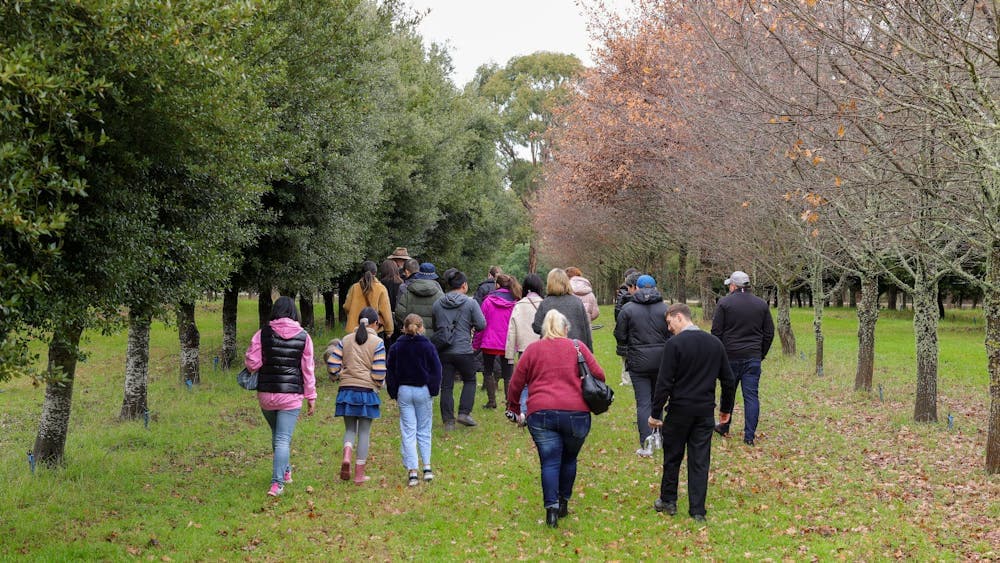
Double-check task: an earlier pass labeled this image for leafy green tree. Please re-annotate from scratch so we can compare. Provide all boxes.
[468,52,583,272]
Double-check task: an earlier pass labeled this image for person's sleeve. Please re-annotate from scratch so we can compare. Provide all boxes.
[343,285,355,318]
[386,344,399,400]
[506,349,530,414]
[651,341,675,420]
[581,344,605,381]
[427,343,442,397]
[394,291,408,329]
[471,301,487,331]
[761,306,775,359]
[379,288,394,335]
[717,344,736,413]
[326,340,344,378]
[371,340,387,387]
[245,330,263,372]
[301,335,317,399]
[505,311,518,361]
[581,303,594,351]
[531,301,545,335]
[586,294,600,320]
[613,307,629,356]
[710,301,724,339]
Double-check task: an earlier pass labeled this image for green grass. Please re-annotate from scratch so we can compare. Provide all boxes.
[1,300,997,560]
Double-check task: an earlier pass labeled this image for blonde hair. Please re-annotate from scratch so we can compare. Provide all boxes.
[545,268,572,296]
[402,313,424,336]
[541,309,570,339]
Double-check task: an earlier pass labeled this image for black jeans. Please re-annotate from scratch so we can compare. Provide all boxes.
[659,412,714,517]
[439,352,477,422]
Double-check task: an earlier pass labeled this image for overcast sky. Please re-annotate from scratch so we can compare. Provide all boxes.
[409,0,634,87]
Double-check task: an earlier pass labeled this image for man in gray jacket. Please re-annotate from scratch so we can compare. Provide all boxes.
[433,270,487,430]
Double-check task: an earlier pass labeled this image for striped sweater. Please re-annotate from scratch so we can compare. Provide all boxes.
[327,329,386,390]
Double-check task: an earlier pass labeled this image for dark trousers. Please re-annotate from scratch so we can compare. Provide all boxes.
[630,372,655,447]
[439,352,477,422]
[659,412,714,517]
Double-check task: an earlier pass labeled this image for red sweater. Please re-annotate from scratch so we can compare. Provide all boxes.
[506,337,606,416]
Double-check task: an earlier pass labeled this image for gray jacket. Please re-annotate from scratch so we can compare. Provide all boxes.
[531,293,593,351]
[432,291,486,355]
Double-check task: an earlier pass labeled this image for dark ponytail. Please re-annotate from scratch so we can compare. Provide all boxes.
[359,261,377,295]
[355,306,379,344]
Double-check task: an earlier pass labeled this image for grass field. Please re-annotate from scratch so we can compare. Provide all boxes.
[1,300,997,560]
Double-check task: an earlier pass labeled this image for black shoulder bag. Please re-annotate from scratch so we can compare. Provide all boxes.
[573,339,613,414]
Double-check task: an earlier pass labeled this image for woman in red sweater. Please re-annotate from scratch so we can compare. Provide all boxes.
[506,309,606,528]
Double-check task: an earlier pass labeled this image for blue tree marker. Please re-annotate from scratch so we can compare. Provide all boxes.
[878,384,884,403]
[213,356,219,371]
[947,413,954,430]
[185,379,193,391]
[27,451,35,474]
[144,409,150,429]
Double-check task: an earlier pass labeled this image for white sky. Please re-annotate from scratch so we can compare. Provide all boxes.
[409,0,635,87]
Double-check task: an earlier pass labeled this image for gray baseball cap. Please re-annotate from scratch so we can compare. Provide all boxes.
[724,271,750,287]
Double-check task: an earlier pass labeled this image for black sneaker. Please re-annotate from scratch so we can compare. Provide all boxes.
[692,514,707,522]
[744,438,755,446]
[653,498,677,515]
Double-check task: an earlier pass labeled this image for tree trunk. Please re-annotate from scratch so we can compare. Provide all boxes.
[887,285,898,310]
[528,239,538,274]
[675,243,687,304]
[698,275,715,322]
[221,288,238,370]
[776,284,796,356]
[119,309,151,420]
[811,262,825,377]
[33,320,84,467]
[854,274,879,392]
[258,288,273,330]
[835,285,845,308]
[178,301,200,385]
[849,285,857,308]
[300,292,315,333]
[912,278,939,423]
[985,242,1000,474]
[323,290,336,329]
[937,288,946,319]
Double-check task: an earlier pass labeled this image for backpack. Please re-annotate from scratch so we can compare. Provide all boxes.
[431,309,458,350]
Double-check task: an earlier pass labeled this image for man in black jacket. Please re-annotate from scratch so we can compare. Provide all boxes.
[614,274,669,457]
[649,304,735,521]
[710,270,775,446]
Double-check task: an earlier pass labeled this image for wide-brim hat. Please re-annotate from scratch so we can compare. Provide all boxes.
[387,247,411,260]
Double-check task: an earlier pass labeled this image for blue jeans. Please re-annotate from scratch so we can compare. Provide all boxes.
[398,385,433,469]
[729,359,761,442]
[261,407,300,485]
[527,410,591,508]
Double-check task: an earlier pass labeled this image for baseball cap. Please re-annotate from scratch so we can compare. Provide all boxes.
[724,271,750,287]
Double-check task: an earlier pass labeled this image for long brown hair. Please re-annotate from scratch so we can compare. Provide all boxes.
[495,273,522,300]
[359,260,378,295]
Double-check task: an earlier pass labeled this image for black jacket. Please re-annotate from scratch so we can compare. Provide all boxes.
[614,287,670,373]
[651,327,736,418]
[473,278,496,305]
[257,328,307,394]
[613,284,632,322]
[710,289,775,360]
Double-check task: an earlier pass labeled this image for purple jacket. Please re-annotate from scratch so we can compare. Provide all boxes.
[473,289,517,352]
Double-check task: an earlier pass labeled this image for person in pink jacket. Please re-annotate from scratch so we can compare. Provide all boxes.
[244,296,316,497]
[473,274,521,409]
[566,267,600,321]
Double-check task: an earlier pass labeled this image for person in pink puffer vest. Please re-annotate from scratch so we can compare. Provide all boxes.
[473,274,522,409]
[566,267,600,321]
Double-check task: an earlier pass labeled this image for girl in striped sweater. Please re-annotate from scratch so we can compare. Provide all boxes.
[327,307,387,485]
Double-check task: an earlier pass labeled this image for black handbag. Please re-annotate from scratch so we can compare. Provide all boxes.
[572,340,613,414]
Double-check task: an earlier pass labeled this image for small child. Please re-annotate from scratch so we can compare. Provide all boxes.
[327,307,386,485]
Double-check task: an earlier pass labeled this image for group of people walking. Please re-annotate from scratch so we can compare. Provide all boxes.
[244,250,774,528]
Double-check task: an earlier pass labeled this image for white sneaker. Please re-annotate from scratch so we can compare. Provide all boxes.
[636,447,653,458]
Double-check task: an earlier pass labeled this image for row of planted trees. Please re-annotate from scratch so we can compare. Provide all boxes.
[1,0,523,466]
[532,1,998,473]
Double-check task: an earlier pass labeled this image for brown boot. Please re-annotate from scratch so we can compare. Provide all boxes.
[484,374,497,409]
[340,444,352,481]
[353,461,370,485]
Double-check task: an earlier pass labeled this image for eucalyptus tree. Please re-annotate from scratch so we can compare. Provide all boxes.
[8,0,269,464]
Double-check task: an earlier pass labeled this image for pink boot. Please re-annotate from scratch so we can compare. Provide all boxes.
[340,445,353,481]
[353,462,370,485]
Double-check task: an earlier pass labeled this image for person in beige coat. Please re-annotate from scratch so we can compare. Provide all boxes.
[505,273,545,415]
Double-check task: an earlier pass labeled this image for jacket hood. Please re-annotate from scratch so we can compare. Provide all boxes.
[570,276,594,296]
[440,291,471,309]
[269,317,305,338]
[484,290,517,309]
[408,278,441,297]
[632,287,664,305]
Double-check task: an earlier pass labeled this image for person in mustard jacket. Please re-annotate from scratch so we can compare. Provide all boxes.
[344,260,394,336]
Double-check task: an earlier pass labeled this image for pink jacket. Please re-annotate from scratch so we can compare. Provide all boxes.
[245,317,316,411]
[571,276,600,321]
[472,289,517,353]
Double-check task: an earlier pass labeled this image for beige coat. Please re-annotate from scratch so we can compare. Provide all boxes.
[505,292,543,361]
